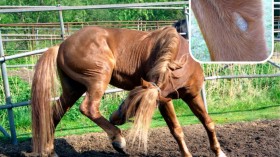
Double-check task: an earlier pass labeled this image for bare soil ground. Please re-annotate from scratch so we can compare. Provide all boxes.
[0,119,279,157]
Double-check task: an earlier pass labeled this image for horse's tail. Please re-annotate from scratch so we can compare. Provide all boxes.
[124,79,160,153]
[31,45,60,155]
[125,27,181,153]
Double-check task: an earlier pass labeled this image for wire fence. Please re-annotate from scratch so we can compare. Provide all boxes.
[1,21,176,54]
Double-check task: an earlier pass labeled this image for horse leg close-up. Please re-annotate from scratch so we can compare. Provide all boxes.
[182,93,226,157]
[78,78,126,154]
[159,100,192,157]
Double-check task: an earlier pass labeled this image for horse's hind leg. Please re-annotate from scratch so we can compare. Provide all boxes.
[53,69,86,128]
[48,69,86,155]
[159,101,192,157]
[78,74,126,153]
[181,92,226,157]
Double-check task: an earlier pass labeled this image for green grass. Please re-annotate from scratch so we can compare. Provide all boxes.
[1,73,279,142]
[6,98,279,142]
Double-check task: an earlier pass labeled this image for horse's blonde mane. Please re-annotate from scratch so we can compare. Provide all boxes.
[124,27,182,153]
[147,27,182,87]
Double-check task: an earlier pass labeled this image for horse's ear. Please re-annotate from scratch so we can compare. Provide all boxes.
[141,78,150,88]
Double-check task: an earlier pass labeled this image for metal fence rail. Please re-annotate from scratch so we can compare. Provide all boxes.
[205,73,280,80]
[0,1,188,13]
[0,21,176,43]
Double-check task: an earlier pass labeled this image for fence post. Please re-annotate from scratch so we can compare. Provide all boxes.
[201,81,208,113]
[184,6,189,39]
[0,31,18,145]
[278,21,280,38]
[58,4,65,40]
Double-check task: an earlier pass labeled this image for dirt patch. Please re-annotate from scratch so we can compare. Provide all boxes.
[0,120,279,157]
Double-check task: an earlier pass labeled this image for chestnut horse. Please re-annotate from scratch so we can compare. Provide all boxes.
[191,0,268,61]
[31,26,226,157]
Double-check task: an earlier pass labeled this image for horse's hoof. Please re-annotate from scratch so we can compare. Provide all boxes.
[217,151,227,157]
[112,135,127,155]
[112,141,127,154]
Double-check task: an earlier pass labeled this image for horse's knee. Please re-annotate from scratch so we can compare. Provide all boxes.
[79,94,101,119]
[89,109,102,120]
[171,126,184,139]
[205,122,215,133]
[79,104,101,119]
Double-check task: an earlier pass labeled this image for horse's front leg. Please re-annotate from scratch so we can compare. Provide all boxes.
[159,100,192,157]
[79,81,126,154]
[182,92,226,157]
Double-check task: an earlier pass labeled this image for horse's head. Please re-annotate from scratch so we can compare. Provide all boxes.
[173,19,188,39]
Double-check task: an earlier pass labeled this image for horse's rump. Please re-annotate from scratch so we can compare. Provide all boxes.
[191,0,268,61]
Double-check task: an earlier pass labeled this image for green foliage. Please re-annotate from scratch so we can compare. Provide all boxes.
[0,76,31,104]
[108,0,185,21]
[0,76,31,133]
[202,63,280,116]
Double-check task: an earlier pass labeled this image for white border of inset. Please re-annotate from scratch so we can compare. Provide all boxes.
[189,0,274,64]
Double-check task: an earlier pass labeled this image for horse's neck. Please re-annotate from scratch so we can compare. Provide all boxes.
[192,0,267,61]
[110,33,154,89]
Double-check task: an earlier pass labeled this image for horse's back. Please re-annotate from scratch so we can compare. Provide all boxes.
[57,26,149,88]
[57,26,202,93]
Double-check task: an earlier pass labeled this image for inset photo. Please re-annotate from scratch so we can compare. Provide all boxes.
[190,0,273,62]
